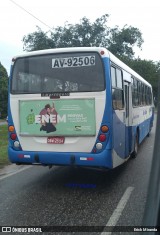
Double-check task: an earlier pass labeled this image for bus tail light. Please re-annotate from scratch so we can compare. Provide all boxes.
[10,133,17,140]
[9,125,15,132]
[98,134,106,142]
[96,143,103,150]
[13,141,20,148]
[101,125,109,133]
[8,124,21,149]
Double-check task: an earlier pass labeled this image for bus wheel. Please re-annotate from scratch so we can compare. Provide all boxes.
[131,133,139,158]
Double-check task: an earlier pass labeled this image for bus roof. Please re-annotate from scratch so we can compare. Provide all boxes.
[12,47,151,87]
[12,47,109,58]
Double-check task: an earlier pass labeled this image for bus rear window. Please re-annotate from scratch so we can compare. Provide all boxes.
[11,52,105,94]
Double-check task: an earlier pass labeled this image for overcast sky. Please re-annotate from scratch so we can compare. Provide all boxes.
[1,0,160,74]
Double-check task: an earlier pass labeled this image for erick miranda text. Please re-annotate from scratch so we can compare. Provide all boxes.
[134,228,157,232]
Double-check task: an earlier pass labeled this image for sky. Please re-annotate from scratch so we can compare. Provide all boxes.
[0,0,160,74]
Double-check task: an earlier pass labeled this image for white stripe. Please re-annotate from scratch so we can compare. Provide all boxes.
[101,186,134,235]
[80,157,87,160]
[0,166,32,181]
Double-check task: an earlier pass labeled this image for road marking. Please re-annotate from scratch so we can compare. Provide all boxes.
[0,166,32,181]
[101,186,134,235]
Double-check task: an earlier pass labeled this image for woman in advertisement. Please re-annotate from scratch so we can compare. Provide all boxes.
[40,103,57,133]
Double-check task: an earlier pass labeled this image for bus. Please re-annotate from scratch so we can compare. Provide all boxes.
[8,47,154,169]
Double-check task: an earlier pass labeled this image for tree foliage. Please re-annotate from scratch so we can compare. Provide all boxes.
[0,63,8,118]
[23,14,143,59]
[23,26,55,51]
[108,25,144,58]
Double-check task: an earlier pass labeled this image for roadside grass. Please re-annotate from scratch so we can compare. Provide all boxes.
[0,125,10,168]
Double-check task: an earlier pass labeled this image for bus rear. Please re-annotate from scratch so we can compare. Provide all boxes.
[8,48,113,169]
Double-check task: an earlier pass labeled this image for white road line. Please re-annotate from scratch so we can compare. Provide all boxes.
[0,166,32,180]
[101,186,134,235]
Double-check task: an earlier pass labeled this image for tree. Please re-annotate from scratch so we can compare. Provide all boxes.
[22,14,143,59]
[23,26,55,51]
[108,25,144,58]
[49,15,110,48]
[0,63,8,118]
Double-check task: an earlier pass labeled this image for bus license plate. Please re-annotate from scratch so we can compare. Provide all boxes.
[47,137,65,144]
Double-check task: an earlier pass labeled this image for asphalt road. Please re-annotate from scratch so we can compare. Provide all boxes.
[0,116,156,234]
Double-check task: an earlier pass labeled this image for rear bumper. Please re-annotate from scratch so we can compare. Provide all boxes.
[8,147,113,169]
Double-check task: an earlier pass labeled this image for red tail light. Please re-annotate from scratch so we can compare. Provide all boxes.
[10,133,17,140]
[98,134,106,142]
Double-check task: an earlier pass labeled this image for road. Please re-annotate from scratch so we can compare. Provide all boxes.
[0,116,156,234]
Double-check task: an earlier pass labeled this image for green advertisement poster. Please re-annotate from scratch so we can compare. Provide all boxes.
[19,98,96,136]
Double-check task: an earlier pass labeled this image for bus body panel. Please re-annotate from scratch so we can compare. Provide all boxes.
[8,148,113,169]
[112,110,126,158]
[132,106,153,144]
[111,108,154,168]
[9,92,106,153]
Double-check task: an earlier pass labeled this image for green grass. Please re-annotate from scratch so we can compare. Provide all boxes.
[0,125,10,168]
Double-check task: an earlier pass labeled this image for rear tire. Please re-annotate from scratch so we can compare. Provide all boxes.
[131,133,139,158]
[147,125,151,137]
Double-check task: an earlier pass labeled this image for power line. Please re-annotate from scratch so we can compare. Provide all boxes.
[9,0,53,31]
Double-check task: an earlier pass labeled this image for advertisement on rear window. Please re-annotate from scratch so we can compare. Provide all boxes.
[19,99,96,136]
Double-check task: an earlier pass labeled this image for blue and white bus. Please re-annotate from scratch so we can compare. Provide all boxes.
[8,47,154,169]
